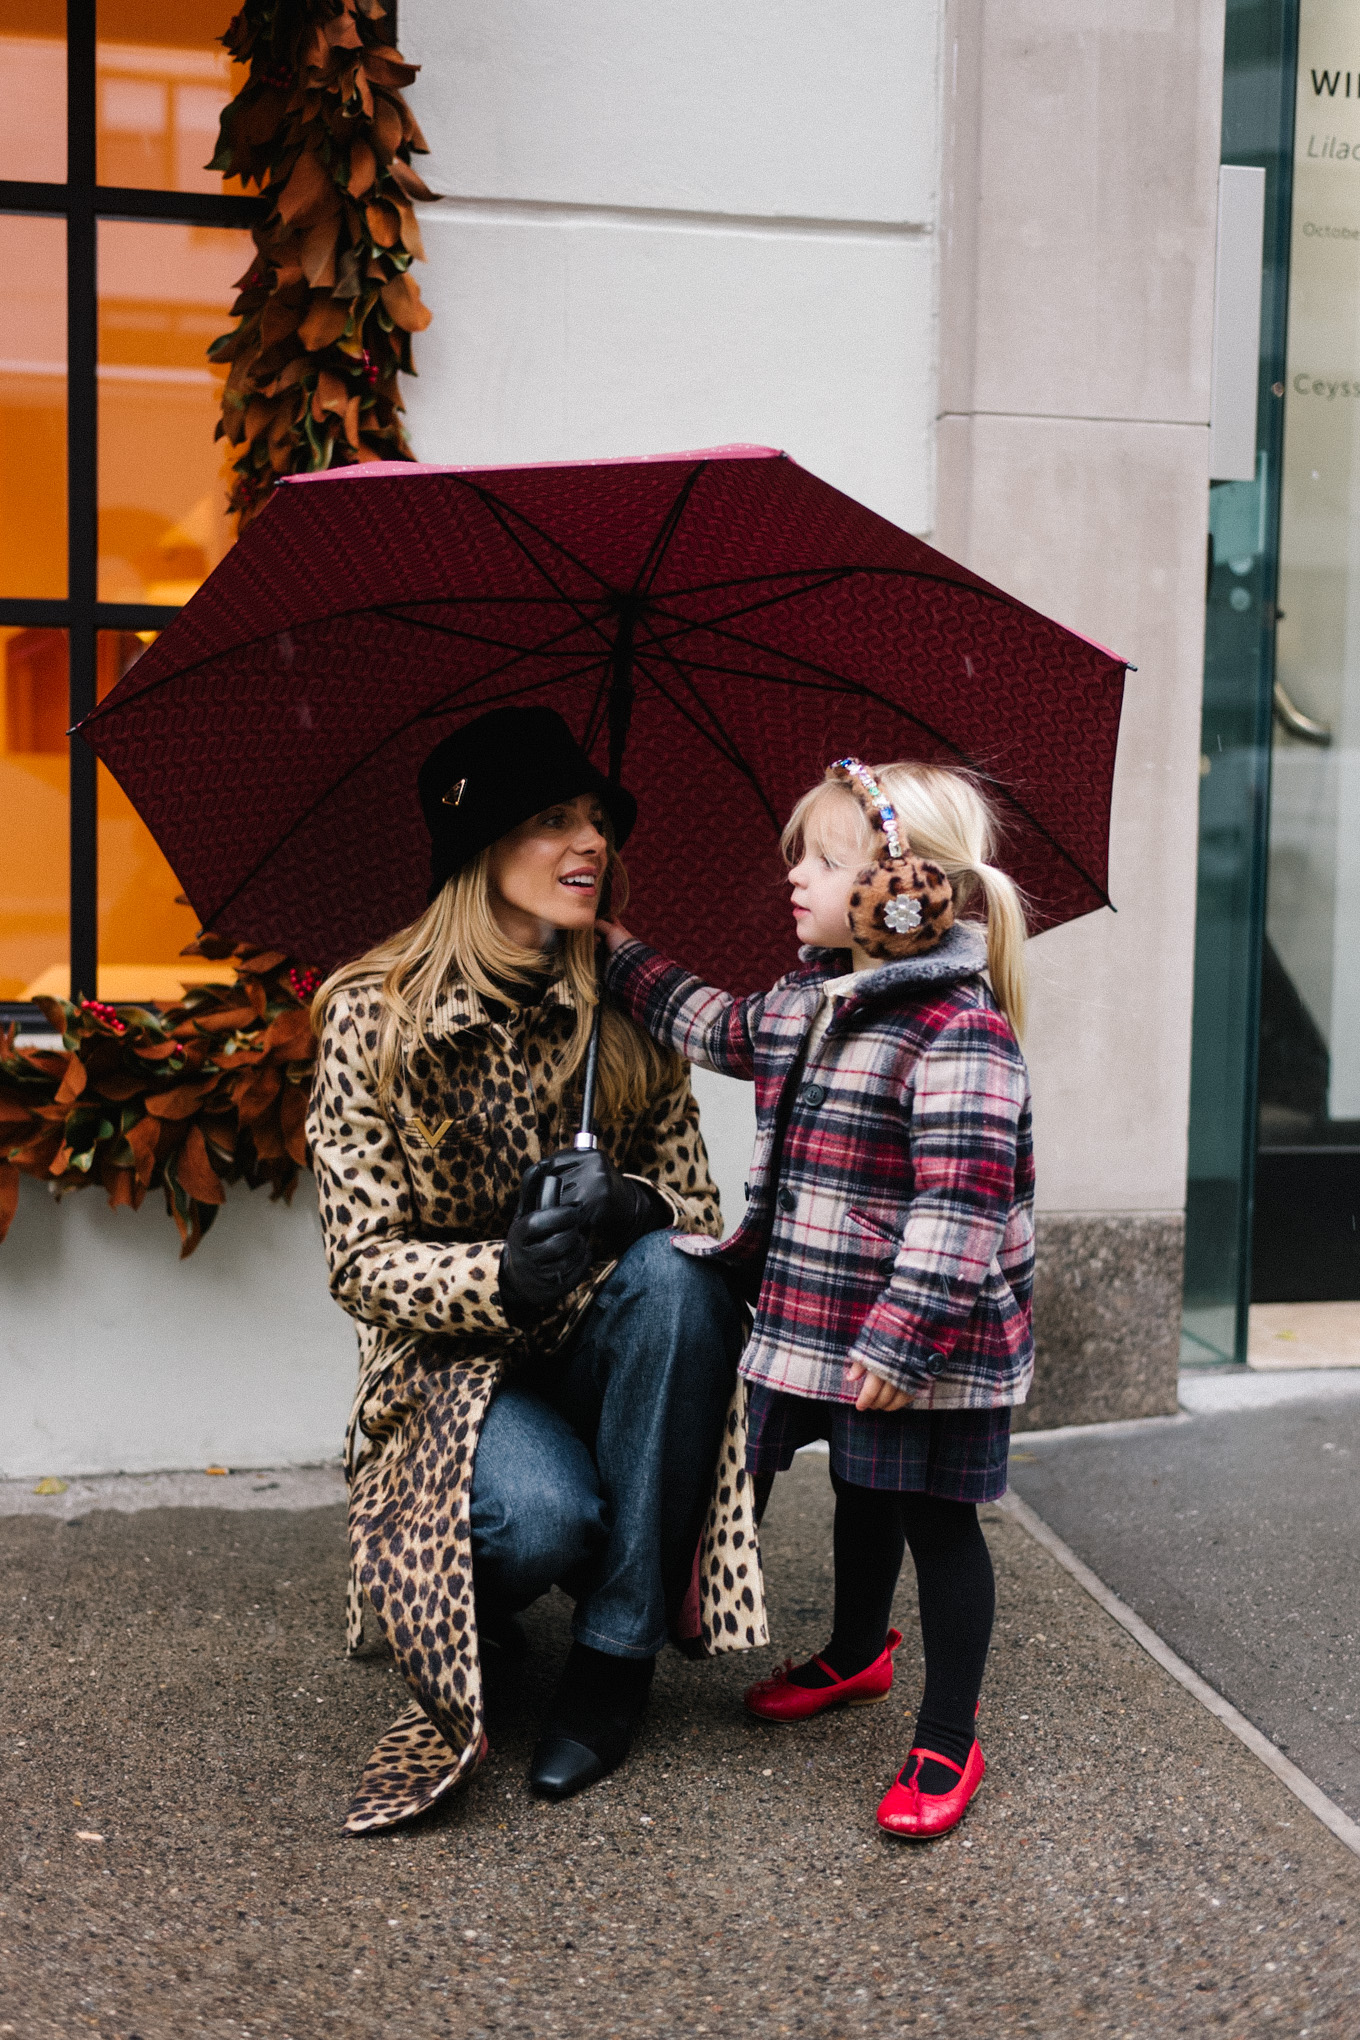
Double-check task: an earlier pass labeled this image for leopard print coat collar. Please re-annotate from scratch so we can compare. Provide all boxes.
[308,975,767,1833]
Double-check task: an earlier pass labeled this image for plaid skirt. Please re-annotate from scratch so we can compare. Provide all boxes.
[745,1384,1011,1502]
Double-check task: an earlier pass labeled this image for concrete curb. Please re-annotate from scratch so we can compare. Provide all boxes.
[0,1464,347,1519]
[998,1489,1360,1864]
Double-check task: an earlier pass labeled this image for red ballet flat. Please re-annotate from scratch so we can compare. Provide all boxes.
[876,1739,985,1839]
[743,1629,903,1723]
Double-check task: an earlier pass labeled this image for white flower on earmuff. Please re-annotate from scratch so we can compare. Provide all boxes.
[883,896,923,935]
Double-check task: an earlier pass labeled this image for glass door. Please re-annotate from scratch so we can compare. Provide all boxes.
[1183,0,1295,1363]
[1255,0,1360,1301]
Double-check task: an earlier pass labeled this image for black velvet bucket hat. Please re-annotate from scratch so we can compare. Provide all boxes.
[418,706,637,900]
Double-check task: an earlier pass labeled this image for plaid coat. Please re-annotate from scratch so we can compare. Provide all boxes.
[605,923,1035,1410]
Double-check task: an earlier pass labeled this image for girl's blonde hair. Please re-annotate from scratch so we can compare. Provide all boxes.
[312,845,682,1118]
[781,762,1028,1037]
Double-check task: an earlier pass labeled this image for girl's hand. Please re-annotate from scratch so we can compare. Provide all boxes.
[846,1359,913,1414]
[595,917,635,953]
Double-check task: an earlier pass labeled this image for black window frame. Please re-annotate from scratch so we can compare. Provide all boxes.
[0,3,264,1026]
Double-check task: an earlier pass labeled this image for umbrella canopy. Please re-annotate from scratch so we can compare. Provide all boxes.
[79,446,1128,993]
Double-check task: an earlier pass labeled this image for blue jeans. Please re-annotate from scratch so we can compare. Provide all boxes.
[469,1230,743,1659]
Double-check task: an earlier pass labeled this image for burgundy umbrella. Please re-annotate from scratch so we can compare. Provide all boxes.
[79,446,1128,994]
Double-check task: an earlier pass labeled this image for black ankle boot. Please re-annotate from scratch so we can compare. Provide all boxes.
[476,1601,528,1662]
[528,1643,655,1801]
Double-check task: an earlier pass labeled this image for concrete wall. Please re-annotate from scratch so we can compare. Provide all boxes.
[0,1174,354,1480]
[0,1,1223,1470]
[935,0,1225,1424]
[398,0,943,531]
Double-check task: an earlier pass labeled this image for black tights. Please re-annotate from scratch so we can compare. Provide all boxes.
[757,1469,995,1778]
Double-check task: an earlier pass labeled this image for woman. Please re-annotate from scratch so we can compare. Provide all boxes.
[308,705,765,1834]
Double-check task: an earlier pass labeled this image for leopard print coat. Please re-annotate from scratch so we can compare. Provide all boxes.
[307,971,767,1834]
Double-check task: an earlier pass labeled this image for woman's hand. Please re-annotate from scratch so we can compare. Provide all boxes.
[845,1359,913,1414]
[595,917,635,953]
[528,1149,668,1251]
[498,1183,592,1325]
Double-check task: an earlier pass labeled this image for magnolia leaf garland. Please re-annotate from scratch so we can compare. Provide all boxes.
[208,0,436,526]
[0,947,321,1259]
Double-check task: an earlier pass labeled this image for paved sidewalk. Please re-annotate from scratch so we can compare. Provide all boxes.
[1010,1369,1360,1816]
[2,1450,1358,2038]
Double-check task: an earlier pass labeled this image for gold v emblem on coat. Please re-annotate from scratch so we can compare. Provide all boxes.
[411,1116,454,1150]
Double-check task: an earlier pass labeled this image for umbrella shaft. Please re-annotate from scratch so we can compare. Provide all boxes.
[608,607,636,784]
[576,1000,602,1144]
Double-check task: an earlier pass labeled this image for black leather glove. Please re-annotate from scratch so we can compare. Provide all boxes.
[522,1148,670,1255]
[498,1182,592,1327]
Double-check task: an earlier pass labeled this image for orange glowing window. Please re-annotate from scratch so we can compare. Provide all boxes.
[94,633,221,1002]
[1,4,258,1006]
[96,0,245,195]
[97,218,251,606]
[0,215,67,601]
[0,627,69,1002]
[0,208,68,1000]
[0,0,66,184]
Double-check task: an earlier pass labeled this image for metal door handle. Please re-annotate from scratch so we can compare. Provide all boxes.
[1273,679,1332,746]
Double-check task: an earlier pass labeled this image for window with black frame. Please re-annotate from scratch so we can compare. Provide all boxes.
[0,0,263,1021]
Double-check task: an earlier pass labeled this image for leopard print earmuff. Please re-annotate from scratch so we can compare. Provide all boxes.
[829,758,955,961]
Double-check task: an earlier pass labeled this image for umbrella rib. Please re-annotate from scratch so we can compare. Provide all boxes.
[195,638,616,938]
[371,603,610,663]
[377,566,981,604]
[452,480,619,601]
[84,564,1074,732]
[631,463,709,596]
[450,493,623,653]
[77,595,604,725]
[630,609,779,780]
[626,634,783,833]
[408,652,620,723]
[386,591,609,607]
[636,566,1101,665]
[633,631,1113,904]
[580,660,615,760]
[640,564,1041,614]
[627,655,879,695]
[638,570,860,646]
[631,660,783,835]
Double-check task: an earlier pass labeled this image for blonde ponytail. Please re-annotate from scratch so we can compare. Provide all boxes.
[971,861,1028,1041]
[783,759,1028,1038]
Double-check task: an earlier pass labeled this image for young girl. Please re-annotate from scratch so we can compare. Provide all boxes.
[599,757,1033,1840]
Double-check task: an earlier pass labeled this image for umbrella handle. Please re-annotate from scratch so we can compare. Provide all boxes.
[526,937,604,1213]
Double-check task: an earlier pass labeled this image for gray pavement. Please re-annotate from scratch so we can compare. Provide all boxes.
[1009,1371,1360,1818]
[3,1450,1359,2037]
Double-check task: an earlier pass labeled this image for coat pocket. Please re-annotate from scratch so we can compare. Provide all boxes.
[843,1206,903,1280]
[845,1206,901,1248]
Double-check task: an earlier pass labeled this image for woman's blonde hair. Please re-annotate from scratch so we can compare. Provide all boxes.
[781,762,1028,1037]
[312,845,682,1119]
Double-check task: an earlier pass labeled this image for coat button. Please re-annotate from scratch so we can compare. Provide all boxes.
[777,1187,797,1213]
[878,1256,896,1274]
[743,1182,751,1201]
[799,1081,827,1106]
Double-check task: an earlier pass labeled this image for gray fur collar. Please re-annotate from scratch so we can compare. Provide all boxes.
[798,920,989,1000]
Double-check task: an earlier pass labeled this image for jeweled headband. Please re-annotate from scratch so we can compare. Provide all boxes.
[832,756,904,860]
